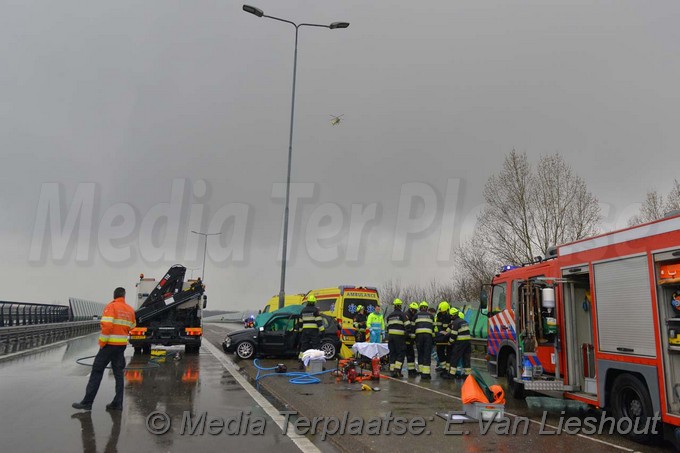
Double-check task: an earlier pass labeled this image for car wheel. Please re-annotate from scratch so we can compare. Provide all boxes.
[235,341,255,360]
[506,354,525,399]
[320,341,337,359]
[611,374,657,444]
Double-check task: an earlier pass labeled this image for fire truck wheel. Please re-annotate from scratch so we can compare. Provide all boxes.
[611,373,656,444]
[506,354,525,399]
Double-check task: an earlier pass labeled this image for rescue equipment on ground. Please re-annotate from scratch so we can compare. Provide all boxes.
[371,356,381,381]
[253,358,333,384]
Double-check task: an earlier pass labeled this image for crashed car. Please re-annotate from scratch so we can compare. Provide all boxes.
[222,305,340,360]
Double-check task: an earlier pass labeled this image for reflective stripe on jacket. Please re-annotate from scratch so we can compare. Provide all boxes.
[300,305,324,331]
[436,312,451,334]
[386,309,410,336]
[414,311,434,335]
[406,309,418,340]
[99,297,136,347]
[448,317,471,343]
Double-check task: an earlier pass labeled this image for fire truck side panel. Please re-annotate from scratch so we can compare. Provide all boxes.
[592,254,656,357]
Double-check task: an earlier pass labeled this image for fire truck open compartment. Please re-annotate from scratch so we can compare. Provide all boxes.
[654,250,680,416]
[560,268,595,395]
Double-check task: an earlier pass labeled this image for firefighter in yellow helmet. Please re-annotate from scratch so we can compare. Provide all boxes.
[404,302,419,376]
[353,305,367,342]
[435,301,452,375]
[298,294,324,369]
[444,306,471,379]
[386,299,410,378]
[414,301,434,379]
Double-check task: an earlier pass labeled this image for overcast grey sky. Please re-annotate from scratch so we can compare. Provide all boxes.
[1,0,679,309]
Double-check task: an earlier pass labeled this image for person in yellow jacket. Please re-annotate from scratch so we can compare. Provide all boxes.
[73,287,136,411]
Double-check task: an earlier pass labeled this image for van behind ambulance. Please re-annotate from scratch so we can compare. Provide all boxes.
[303,286,380,345]
[261,294,304,314]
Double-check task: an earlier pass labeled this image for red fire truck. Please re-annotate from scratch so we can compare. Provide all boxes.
[482,212,680,447]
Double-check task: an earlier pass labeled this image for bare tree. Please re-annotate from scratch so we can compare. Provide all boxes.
[531,154,600,254]
[379,279,402,306]
[669,180,680,213]
[452,233,498,305]
[451,151,599,303]
[629,180,680,226]
[478,150,600,264]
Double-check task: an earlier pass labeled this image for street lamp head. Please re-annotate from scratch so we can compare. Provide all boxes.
[242,4,264,17]
[329,22,350,29]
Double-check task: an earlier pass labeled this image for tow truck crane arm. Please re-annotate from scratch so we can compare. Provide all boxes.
[135,265,205,324]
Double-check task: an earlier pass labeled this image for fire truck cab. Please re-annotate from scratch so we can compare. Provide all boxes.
[482,213,680,447]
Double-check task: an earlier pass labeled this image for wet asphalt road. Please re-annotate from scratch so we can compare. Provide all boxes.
[0,324,674,453]
[208,323,675,453]
[0,330,318,453]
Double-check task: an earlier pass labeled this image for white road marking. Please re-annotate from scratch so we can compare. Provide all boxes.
[202,338,320,453]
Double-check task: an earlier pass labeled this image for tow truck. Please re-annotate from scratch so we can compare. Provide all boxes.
[128,265,207,354]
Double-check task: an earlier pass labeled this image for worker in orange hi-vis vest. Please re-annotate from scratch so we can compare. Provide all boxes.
[73,287,136,411]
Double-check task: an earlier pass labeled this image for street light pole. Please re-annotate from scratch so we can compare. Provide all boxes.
[191,230,222,281]
[242,4,349,309]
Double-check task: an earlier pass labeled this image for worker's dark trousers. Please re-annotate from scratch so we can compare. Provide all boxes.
[354,329,366,343]
[82,345,126,406]
[448,341,471,375]
[415,334,433,375]
[299,330,320,357]
[404,339,416,371]
[388,334,406,371]
[436,343,449,367]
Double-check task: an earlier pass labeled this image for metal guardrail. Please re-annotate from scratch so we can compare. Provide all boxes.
[0,299,104,355]
[68,298,105,321]
[0,320,100,343]
[471,338,487,355]
[0,301,70,327]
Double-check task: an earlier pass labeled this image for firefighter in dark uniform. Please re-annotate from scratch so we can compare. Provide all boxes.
[298,294,324,369]
[353,305,367,343]
[404,302,419,377]
[414,301,435,379]
[435,301,452,375]
[386,299,410,378]
[445,307,471,379]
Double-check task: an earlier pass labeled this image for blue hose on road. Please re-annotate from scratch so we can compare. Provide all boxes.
[253,358,334,384]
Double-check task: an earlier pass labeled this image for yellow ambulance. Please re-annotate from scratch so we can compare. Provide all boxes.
[302,286,380,344]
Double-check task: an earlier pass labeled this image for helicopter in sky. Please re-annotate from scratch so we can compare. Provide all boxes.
[329,114,344,126]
